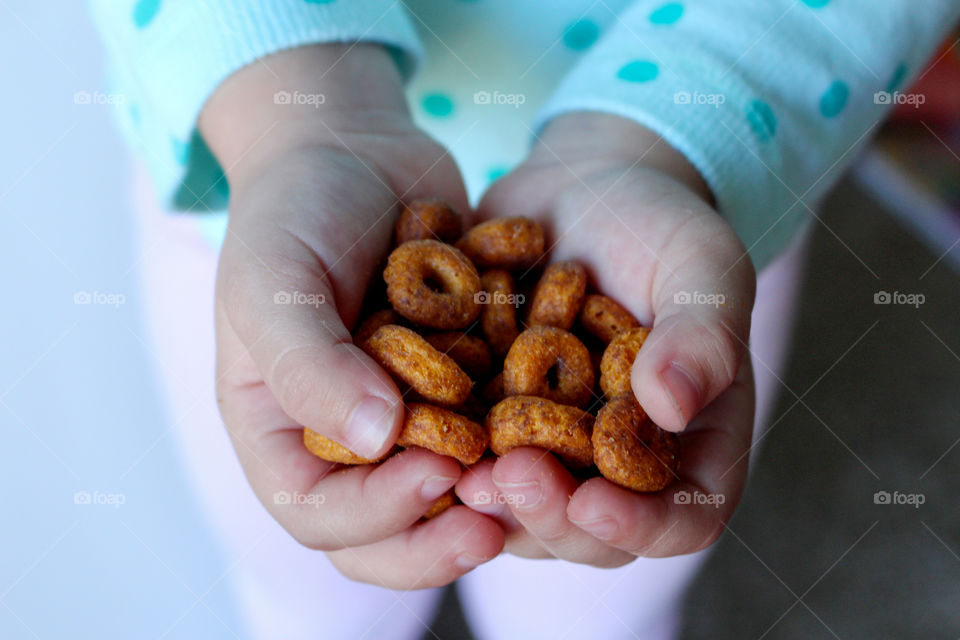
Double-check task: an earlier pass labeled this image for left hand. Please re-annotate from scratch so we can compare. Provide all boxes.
[456,112,757,566]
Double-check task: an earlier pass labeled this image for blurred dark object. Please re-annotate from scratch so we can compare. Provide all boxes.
[854,29,960,275]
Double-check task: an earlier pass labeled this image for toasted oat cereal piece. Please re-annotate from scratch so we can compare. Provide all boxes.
[599,326,651,398]
[384,239,481,330]
[527,261,587,330]
[593,394,679,492]
[398,403,488,465]
[487,395,594,468]
[579,294,640,343]
[504,326,594,408]
[364,325,472,406]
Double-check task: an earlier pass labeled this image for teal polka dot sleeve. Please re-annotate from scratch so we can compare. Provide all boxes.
[86,0,423,212]
[535,0,960,269]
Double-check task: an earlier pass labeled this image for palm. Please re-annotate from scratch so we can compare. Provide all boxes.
[455,158,757,562]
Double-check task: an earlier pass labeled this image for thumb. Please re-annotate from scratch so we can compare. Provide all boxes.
[632,227,756,433]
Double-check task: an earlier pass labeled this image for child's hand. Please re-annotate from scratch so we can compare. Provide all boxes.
[457,112,757,566]
[201,44,503,589]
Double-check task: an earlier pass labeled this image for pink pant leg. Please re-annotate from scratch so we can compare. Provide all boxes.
[133,168,443,640]
[457,229,810,640]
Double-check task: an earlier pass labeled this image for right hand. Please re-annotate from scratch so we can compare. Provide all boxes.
[200,44,504,589]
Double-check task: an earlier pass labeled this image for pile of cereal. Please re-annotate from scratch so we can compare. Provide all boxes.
[303,199,679,518]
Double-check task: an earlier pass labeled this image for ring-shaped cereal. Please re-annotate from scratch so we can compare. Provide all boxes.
[424,332,493,379]
[303,428,389,465]
[487,395,594,468]
[422,490,458,519]
[527,261,587,330]
[455,217,545,270]
[599,326,651,398]
[353,309,402,347]
[397,403,489,465]
[579,294,640,343]
[503,326,594,408]
[394,198,462,245]
[363,325,472,406]
[593,394,679,492]
[479,269,520,356]
[384,239,481,330]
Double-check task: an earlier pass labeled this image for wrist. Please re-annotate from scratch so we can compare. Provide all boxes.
[199,43,411,189]
[533,112,714,205]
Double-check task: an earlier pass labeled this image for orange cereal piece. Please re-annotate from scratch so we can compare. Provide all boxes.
[364,325,472,406]
[397,403,489,465]
[599,326,651,398]
[303,428,388,465]
[593,394,679,492]
[479,269,520,356]
[487,396,594,468]
[353,309,401,346]
[455,217,545,270]
[422,490,457,519]
[579,294,640,343]
[394,198,462,245]
[503,326,594,408]
[424,332,493,379]
[384,239,482,330]
[526,261,587,330]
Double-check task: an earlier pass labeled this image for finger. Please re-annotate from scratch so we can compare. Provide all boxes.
[219,154,409,459]
[456,458,524,526]
[327,506,504,590]
[632,216,756,431]
[567,357,755,557]
[224,397,465,549]
[491,448,634,567]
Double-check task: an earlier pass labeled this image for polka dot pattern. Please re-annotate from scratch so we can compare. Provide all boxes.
[746,100,777,142]
[422,93,455,118]
[649,3,684,25]
[617,60,659,83]
[132,0,162,29]
[886,63,908,93]
[819,80,849,118]
[563,19,599,51]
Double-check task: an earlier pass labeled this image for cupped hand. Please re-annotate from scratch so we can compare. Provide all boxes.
[202,44,503,589]
[456,112,757,566]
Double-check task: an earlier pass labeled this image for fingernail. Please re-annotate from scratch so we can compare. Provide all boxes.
[659,363,703,426]
[454,553,486,572]
[493,480,542,510]
[344,396,394,458]
[421,475,457,501]
[571,517,618,541]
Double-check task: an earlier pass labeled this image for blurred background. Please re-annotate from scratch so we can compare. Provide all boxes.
[1,2,958,638]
